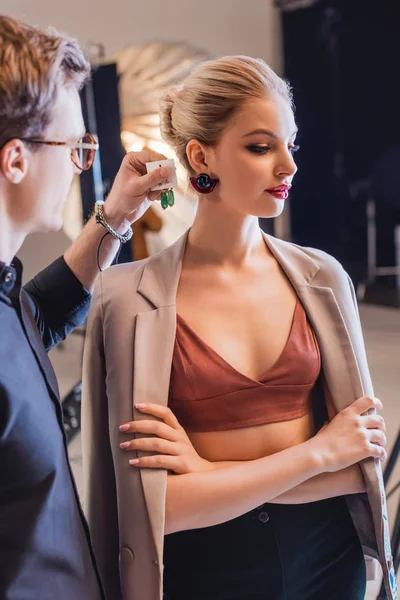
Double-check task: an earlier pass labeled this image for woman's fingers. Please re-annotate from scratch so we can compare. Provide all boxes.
[135,403,182,429]
[120,436,178,455]
[362,413,386,431]
[368,443,387,462]
[119,419,178,442]
[368,429,387,448]
[349,396,382,415]
[129,455,183,471]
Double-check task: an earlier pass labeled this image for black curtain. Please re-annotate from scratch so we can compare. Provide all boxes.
[282,0,400,280]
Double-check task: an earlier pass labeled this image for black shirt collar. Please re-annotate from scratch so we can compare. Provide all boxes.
[0,257,22,304]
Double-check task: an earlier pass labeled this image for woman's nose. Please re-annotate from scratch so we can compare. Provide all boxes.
[276,149,298,179]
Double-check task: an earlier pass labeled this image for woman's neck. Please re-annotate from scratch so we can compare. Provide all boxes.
[187,200,269,269]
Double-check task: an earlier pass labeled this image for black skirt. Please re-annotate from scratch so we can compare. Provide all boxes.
[163,496,366,600]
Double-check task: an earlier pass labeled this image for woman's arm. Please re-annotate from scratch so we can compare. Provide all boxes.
[164,458,366,533]
[270,464,366,503]
[119,400,385,534]
[204,460,366,503]
[165,441,323,533]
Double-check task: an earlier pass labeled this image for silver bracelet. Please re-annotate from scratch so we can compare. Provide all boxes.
[94,200,133,243]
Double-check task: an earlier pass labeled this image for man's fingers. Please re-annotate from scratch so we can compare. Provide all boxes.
[125,150,166,167]
[119,419,178,441]
[147,190,162,202]
[128,167,170,197]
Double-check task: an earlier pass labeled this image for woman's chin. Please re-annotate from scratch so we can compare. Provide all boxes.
[256,199,286,219]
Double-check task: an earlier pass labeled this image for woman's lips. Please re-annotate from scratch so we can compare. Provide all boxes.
[266,184,292,200]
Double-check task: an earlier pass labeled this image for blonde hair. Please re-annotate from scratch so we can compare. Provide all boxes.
[159,55,293,172]
[0,16,90,148]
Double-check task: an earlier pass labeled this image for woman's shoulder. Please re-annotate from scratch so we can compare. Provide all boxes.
[275,236,345,273]
[271,236,351,292]
[297,243,345,275]
[94,232,186,313]
[98,257,149,290]
[91,258,151,317]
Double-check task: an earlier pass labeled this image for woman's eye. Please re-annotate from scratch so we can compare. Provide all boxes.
[247,145,272,155]
[289,144,300,155]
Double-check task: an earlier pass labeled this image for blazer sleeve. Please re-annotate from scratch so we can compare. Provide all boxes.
[345,272,375,397]
[81,275,122,600]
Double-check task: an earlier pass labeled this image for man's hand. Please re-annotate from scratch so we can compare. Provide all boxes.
[119,403,213,474]
[103,150,171,234]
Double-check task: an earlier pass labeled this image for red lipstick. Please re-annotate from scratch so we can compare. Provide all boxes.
[266,184,292,200]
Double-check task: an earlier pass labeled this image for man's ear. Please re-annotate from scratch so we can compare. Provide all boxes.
[0,140,30,184]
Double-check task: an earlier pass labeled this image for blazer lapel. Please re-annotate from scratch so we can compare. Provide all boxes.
[264,234,390,562]
[263,233,364,412]
[295,285,363,410]
[132,231,189,562]
[133,308,176,563]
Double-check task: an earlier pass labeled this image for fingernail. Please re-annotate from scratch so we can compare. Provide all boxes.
[119,424,129,432]
[159,167,169,178]
[120,442,130,449]
[129,459,139,465]
[135,403,146,410]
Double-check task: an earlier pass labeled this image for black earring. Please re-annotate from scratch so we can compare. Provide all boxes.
[189,173,219,194]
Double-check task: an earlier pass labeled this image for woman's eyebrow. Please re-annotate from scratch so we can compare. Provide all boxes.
[242,128,298,139]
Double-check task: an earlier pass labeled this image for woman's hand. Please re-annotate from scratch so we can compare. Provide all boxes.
[309,396,387,472]
[119,404,213,474]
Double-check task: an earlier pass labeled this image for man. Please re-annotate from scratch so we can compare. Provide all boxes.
[0,15,168,600]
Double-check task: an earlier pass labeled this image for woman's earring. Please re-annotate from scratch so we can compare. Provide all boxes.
[189,173,219,194]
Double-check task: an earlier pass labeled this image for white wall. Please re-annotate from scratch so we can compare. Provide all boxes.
[3,1,283,70]
[2,0,283,279]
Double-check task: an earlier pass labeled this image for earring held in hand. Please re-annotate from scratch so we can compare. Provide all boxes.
[146,158,177,210]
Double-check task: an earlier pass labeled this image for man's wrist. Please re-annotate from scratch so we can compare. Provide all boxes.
[101,202,132,236]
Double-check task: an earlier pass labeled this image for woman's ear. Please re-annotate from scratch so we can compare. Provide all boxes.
[0,140,29,184]
[186,139,213,174]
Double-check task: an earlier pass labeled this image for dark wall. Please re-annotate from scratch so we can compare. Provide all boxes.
[282,0,400,279]
[80,63,132,262]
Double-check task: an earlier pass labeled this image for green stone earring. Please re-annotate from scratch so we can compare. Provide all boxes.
[161,189,175,210]
[167,189,175,207]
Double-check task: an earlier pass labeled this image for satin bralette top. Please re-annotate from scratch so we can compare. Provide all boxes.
[168,299,321,432]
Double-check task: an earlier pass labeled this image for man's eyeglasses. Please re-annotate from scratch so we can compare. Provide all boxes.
[21,133,99,171]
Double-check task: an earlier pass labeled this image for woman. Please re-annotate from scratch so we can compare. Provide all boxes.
[82,56,396,600]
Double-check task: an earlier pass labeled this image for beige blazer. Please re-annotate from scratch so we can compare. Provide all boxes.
[82,230,398,600]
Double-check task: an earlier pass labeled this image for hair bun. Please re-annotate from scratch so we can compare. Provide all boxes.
[159,86,180,147]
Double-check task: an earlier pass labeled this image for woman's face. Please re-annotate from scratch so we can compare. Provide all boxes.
[206,95,298,219]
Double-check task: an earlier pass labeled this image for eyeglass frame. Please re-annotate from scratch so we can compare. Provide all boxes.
[20,132,99,171]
